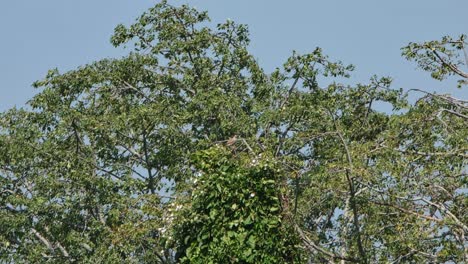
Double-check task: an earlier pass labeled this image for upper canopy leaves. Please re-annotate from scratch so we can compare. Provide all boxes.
[1,1,466,263]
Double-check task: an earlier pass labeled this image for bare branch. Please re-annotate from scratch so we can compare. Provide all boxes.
[372,201,442,222]
[295,224,359,263]
[31,228,54,252]
[420,198,468,232]
[432,50,468,78]
[439,108,468,119]
[387,146,468,159]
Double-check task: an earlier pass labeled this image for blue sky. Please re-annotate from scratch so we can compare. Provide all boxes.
[0,0,467,111]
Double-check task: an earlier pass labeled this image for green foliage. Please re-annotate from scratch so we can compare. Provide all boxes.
[402,34,468,87]
[173,147,302,263]
[1,1,467,263]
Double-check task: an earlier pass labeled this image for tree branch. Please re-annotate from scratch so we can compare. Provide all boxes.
[295,224,359,263]
[372,201,442,222]
[31,228,54,252]
[432,50,468,78]
[336,129,367,263]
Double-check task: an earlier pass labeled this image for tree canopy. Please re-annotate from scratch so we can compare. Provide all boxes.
[1,1,467,263]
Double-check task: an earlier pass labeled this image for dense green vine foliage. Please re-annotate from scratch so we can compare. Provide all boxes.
[174,147,302,263]
[0,1,466,263]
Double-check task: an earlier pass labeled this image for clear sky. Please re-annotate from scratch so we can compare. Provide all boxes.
[1,0,467,111]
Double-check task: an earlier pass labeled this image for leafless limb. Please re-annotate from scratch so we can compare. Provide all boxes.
[295,224,359,263]
[31,228,70,258]
[388,146,468,159]
[371,201,442,222]
[432,50,468,78]
[439,108,468,119]
[31,228,54,252]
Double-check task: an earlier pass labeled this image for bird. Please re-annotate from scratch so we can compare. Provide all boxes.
[226,135,238,146]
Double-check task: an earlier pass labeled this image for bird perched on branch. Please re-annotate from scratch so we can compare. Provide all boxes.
[226,135,238,146]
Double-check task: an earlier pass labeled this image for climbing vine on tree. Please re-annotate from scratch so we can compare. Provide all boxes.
[1,1,466,263]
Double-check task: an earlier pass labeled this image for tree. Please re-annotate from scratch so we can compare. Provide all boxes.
[1,1,466,263]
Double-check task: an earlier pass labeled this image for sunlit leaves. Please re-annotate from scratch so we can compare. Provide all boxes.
[0,1,466,263]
